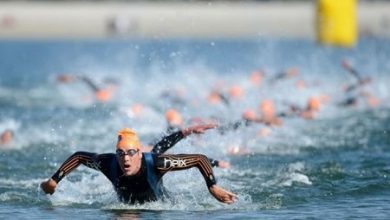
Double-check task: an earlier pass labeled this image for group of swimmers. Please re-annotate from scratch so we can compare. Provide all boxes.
[2,58,381,205]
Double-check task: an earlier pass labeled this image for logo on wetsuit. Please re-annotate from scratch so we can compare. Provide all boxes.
[164,158,187,168]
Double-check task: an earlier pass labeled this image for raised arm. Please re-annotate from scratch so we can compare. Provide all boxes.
[151,124,217,154]
[151,131,184,154]
[40,151,100,195]
[155,154,236,204]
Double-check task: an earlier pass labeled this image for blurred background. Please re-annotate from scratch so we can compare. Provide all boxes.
[0,0,389,39]
[0,0,389,219]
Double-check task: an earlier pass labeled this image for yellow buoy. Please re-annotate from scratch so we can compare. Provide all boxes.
[316,0,357,47]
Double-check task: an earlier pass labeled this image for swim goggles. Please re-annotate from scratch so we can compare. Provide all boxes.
[116,149,139,157]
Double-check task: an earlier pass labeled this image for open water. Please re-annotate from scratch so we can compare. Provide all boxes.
[0,38,389,219]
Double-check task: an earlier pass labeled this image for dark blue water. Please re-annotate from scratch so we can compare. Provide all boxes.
[0,38,389,219]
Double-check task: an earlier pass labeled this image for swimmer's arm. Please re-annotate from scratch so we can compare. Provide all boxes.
[41,151,102,194]
[151,124,217,154]
[156,154,217,186]
[151,131,184,154]
[156,154,236,204]
[50,151,104,183]
[152,134,224,167]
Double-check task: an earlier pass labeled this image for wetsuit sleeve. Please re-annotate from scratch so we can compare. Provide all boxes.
[155,154,217,187]
[151,131,185,154]
[50,151,101,184]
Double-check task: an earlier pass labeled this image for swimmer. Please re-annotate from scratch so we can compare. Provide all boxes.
[40,128,236,204]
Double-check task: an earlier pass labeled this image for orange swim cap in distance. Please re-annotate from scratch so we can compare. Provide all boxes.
[165,108,183,126]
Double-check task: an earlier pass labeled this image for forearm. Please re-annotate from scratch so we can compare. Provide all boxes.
[151,131,184,154]
[51,151,97,183]
[157,154,217,187]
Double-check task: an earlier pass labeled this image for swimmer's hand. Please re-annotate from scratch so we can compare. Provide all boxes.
[209,185,237,204]
[40,178,57,195]
[182,124,217,137]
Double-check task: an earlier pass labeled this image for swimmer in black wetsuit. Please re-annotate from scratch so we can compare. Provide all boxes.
[56,74,116,102]
[41,128,236,204]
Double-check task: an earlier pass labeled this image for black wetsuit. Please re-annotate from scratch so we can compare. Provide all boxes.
[50,131,218,204]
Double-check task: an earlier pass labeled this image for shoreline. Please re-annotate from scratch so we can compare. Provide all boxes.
[0,2,389,39]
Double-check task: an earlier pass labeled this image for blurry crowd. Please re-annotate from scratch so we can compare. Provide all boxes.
[1,58,381,160]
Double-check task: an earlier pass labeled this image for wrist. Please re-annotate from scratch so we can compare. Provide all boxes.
[181,129,191,137]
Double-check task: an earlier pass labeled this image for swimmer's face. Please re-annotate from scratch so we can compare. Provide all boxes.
[116,145,142,176]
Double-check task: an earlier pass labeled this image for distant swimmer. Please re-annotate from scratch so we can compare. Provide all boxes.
[249,70,265,87]
[41,128,237,204]
[341,59,372,93]
[228,85,244,101]
[279,96,322,120]
[339,59,379,108]
[207,90,230,106]
[242,100,282,126]
[0,129,13,146]
[217,100,282,135]
[56,74,117,103]
[269,67,299,83]
[299,97,321,120]
[165,108,184,133]
[338,92,379,108]
[216,109,255,134]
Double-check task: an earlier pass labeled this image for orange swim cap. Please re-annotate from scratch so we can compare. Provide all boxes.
[286,67,299,77]
[242,109,257,121]
[249,70,263,86]
[229,85,244,99]
[165,108,183,127]
[116,128,141,150]
[207,91,222,104]
[308,97,321,111]
[131,103,144,116]
[96,89,112,102]
[260,99,275,118]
